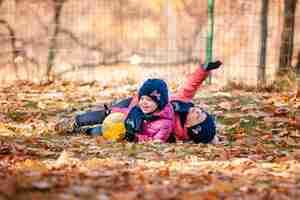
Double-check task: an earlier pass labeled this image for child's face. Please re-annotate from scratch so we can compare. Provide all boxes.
[139,96,158,114]
[185,107,207,128]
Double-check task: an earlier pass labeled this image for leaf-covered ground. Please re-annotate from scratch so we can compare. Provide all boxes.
[0,80,300,200]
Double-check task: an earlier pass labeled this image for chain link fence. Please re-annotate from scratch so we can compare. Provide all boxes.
[0,0,299,86]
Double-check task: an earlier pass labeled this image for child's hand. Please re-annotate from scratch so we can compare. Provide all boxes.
[202,60,222,71]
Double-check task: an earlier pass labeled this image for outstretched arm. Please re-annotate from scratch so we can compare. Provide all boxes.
[173,61,222,102]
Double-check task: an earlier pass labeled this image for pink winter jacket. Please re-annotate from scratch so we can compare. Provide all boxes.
[111,100,174,143]
[170,67,209,140]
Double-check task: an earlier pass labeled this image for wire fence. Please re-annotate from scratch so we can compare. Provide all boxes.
[0,0,299,86]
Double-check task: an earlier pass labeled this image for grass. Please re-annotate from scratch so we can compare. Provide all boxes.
[23,100,39,109]
[239,116,258,135]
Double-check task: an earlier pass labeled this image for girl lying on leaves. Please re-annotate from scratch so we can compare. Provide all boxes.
[55,60,222,144]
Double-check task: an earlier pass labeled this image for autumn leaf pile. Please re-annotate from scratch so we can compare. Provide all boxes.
[0,80,300,200]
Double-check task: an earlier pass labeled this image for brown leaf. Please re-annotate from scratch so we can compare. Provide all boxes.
[95,136,108,145]
[255,143,266,154]
[295,115,300,129]
[111,191,139,200]
[291,150,300,161]
[290,130,300,138]
[0,177,17,197]
[218,101,232,110]
[0,142,13,154]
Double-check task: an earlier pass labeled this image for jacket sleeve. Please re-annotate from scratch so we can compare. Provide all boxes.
[136,134,152,142]
[136,119,173,143]
[110,96,139,117]
[152,120,173,142]
[173,66,209,102]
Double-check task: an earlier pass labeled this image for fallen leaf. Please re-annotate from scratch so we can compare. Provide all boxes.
[274,107,289,117]
[54,150,77,168]
[0,177,17,197]
[295,115,300,129]
[290,130,300,138]
[0,123,15,136]
[218,101,232,110]
[31,180,52,190]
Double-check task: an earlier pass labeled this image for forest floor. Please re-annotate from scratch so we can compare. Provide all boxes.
[0,80,300,200]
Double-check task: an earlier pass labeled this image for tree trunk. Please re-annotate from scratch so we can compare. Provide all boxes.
[296,52,300,97]
[278,0,297,75]
[258,0,268,86]
[46,0,66,81]
[0,20,19,79]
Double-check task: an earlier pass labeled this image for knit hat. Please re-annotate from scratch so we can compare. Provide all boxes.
[187,111,216,144]
[138,79,169,110]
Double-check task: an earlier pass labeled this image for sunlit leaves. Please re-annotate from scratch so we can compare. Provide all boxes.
[1,80,300,199]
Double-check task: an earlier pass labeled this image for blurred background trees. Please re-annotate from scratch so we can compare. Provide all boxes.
[0,0,299,90]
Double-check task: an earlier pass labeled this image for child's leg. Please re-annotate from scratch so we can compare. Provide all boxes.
[67,97,132,128]
[76,110,108,126]
[55,109,108,134]
[55,97,132,134]
[83,126,103,136]
[111,97,133,108]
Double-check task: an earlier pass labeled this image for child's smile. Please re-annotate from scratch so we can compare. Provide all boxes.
[139,96,158,114]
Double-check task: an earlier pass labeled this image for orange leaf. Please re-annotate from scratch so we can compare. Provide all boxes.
[159,167,170,177]
[289,117,300,129]
[261,133,273,140]
[295,115,300,129]
[255,143,266,154]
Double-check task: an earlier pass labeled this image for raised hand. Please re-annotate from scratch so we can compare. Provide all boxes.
[202,60,222,71]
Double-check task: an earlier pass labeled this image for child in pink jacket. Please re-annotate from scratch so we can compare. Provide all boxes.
[114,78,174,143]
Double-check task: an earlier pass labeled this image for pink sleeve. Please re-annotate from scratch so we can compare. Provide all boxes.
[136,120,173,143]
[136,135,152,142]
[111,107,129,116]
[172,66,209,102]
[110,96,139,117]
[152,121,173,142]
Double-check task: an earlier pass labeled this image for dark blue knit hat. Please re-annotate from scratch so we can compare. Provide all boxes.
[138,79,169,110]
[187,111,216,144]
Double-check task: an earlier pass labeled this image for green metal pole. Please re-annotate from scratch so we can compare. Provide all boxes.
[206,0,214,84]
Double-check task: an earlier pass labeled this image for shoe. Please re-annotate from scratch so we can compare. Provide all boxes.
[55,117,77,134]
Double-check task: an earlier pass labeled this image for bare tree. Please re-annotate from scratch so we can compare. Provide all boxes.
[46,0,67,80]
[296,52,300,97]
[297,52,300,72]
[278,0,297,75]
[0,19,20,78]
[258,0,269,86]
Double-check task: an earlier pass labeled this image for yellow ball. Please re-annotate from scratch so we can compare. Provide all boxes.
[102,112,126,141]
